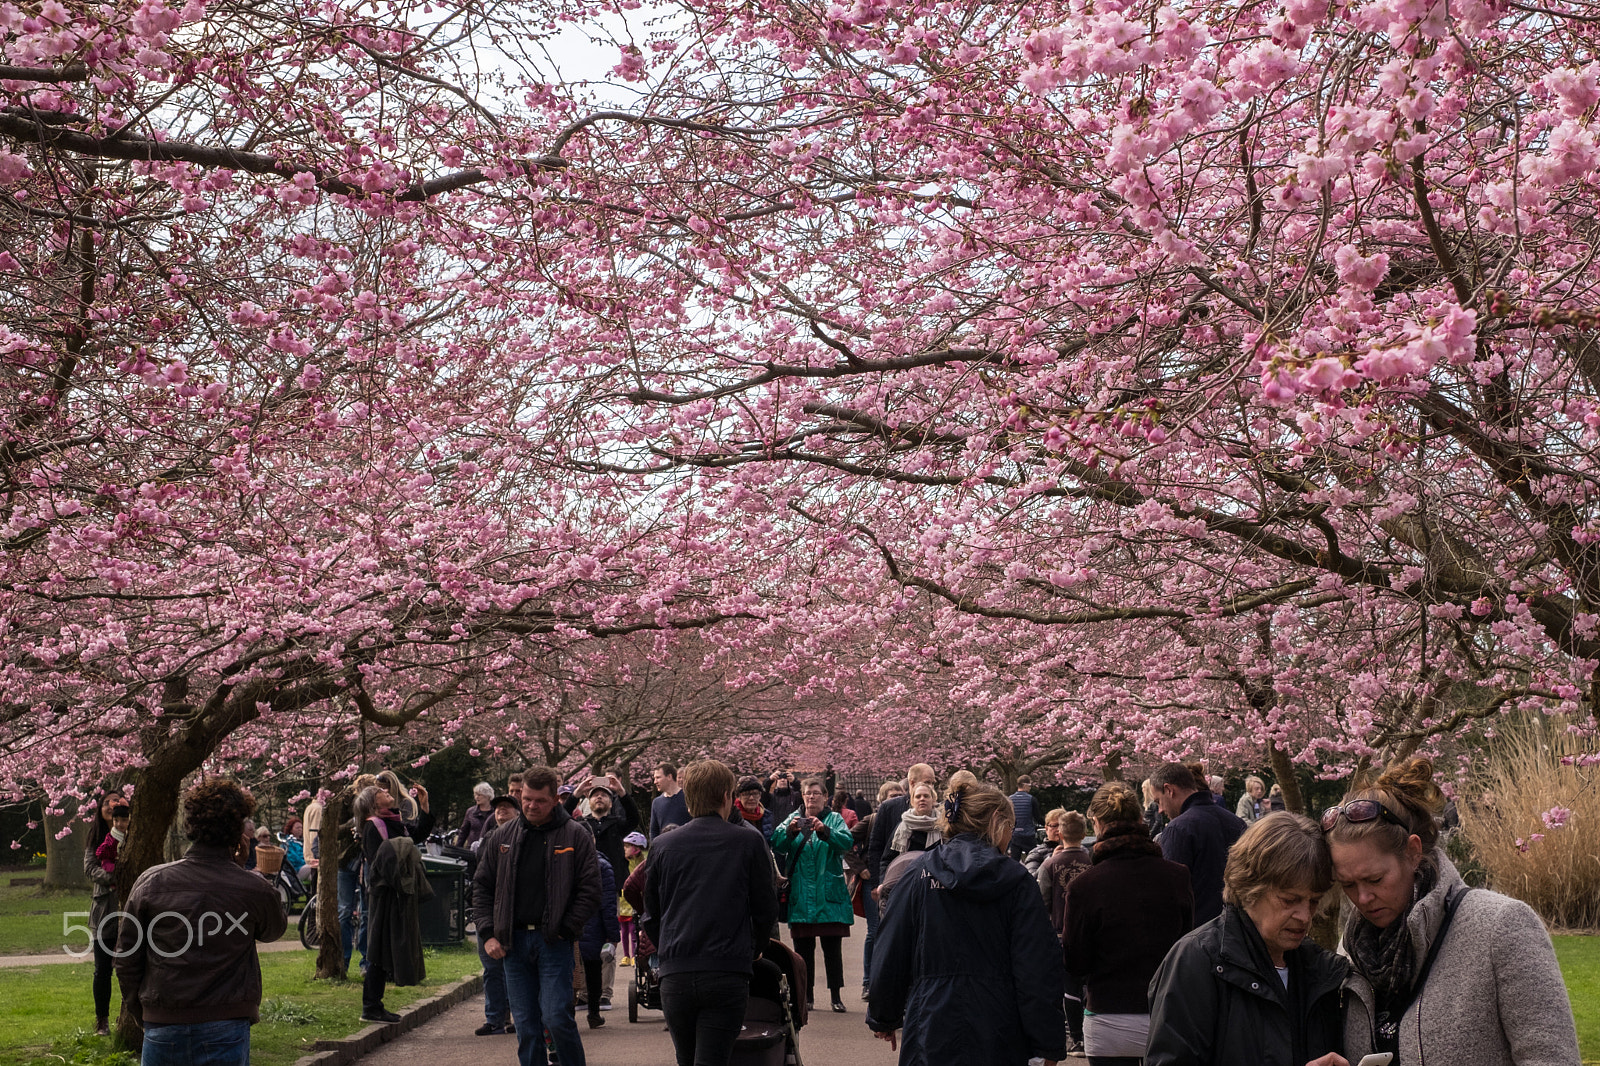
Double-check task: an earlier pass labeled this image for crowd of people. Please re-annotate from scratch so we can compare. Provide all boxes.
[76,754,1580,1066]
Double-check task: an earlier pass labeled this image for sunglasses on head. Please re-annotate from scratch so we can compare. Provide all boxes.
[1320,799,1408,833]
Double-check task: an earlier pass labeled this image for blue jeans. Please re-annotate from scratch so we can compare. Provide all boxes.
[503,930,585,1066]
[479,934,509,1027]
[861,883,880,984]
[141,1018,251,1066]
[337,865,363,965]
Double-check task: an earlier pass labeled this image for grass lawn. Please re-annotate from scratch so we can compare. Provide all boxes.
[0,878,94,955]
[1555,934,1600,1063]
[0,943,482,1066]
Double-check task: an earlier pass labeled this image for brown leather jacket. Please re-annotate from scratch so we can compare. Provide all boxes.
[115,843,288,1024]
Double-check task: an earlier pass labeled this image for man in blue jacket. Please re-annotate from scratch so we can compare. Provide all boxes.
[1151,761,1246,925]
[645,759,779,1066]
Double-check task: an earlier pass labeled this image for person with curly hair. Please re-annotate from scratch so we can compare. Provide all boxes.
[115,778,287,1066]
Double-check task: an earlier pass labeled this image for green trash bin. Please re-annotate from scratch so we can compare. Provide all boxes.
[419,855,467,946]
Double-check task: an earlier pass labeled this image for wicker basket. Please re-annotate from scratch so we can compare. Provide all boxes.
[255,844,285,875]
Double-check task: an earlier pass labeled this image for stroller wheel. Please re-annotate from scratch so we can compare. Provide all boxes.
[627,979,639,1023]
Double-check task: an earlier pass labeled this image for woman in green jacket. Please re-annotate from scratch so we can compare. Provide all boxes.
[774,775,856,1012]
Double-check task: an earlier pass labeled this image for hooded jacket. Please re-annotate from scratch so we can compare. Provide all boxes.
[866,834,1067,1066]
[472,804,601,947]
[579,855,620,961]
[1145,903,1347,1066]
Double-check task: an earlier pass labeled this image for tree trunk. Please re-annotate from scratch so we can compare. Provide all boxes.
[1267,741,1304,814]
[44,800,92,890]
[315,790,349,980]
[1101,749,1125,783]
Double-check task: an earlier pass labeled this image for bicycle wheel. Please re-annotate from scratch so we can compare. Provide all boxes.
[298,899,319,950]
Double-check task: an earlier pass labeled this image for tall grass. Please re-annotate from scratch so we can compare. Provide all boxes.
[1457,719,1600,929]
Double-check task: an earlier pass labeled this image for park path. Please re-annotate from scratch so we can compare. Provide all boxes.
[363,931,903,1066]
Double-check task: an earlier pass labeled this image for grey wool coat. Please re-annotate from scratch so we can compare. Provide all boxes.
[1340,851,1579,1066]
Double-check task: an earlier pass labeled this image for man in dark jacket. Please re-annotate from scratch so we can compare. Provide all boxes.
[866,763,936,879]
[473,765,602,1066]
[645,759,779,1066]
[116,779,287,1065]
[1151,761,1246,926]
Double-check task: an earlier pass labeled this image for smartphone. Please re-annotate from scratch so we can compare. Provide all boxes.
[1357,1055,1394,1066]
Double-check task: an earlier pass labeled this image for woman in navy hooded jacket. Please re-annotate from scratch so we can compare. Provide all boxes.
[866,779,1066,1066]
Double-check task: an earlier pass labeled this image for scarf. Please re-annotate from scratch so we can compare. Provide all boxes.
[739,801,765,824]
[1089,822,1162,862]
[1345,856,1440,1009]
[891,809,942,854]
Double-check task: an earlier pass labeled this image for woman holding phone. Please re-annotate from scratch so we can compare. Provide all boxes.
[773,776,855,1012]
[1146,812,1348,1066]
[1326,758,1579,1066]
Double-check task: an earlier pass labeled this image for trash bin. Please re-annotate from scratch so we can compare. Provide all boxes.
[419,855,468,946]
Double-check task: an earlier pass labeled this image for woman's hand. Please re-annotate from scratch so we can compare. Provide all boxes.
[874,1030,898,1050]
[1305,1055,1349,1066]
[413,784,429,812]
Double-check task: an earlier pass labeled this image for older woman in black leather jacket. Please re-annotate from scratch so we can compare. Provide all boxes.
[1146,812,1348,1066]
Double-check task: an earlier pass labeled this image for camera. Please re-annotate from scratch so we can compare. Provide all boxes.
[111,805,130,819]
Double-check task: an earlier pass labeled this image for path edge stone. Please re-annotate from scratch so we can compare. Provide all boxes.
[292,973,483,1066]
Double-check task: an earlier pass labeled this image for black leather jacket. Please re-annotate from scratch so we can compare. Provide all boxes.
[1146,903,1347,1066]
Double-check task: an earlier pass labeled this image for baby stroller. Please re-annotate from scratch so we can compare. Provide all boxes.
[629,938,807,1065]
[733,938,808,1066]
[627,944,663,1022]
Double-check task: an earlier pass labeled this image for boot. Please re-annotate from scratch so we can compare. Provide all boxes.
[95,1018,110,1037]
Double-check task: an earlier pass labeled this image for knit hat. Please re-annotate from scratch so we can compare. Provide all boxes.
[737,777,764,795]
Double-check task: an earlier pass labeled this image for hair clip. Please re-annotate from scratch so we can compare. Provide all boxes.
[943,793,961,819]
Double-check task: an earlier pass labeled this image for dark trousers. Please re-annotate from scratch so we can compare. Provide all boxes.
[1065,987,1085,1043]
[790,934,843,1002]
[1088,1058,1141,1066]
[582,957,603,1018]
[660,971,749,1066]
[91,934,114,1019]
[1007,834,1037,861]
[362,963,390,1014]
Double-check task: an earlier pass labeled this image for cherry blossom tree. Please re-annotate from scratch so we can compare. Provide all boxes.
[8,0,1600,899]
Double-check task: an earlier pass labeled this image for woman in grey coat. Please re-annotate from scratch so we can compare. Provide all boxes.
[1325,757,1579,1066]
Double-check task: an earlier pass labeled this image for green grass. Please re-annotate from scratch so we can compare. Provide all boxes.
[0,943,482,1066]
[1555,934,1600,1063]
[0,879,95,956]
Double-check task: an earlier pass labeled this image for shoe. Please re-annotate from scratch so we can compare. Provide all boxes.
[861,985,870,1001]
[506,1022,515,1034]
[361,1009,401,1024]
[475,1023,506,1036]
[599,997,612,1011]
[587,1014,605,1029]
[831,998,846,1013]
[621,956,633,966]
[94,1019,110,1037]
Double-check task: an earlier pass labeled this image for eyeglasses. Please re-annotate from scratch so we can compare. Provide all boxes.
[1320,799,1408,833]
